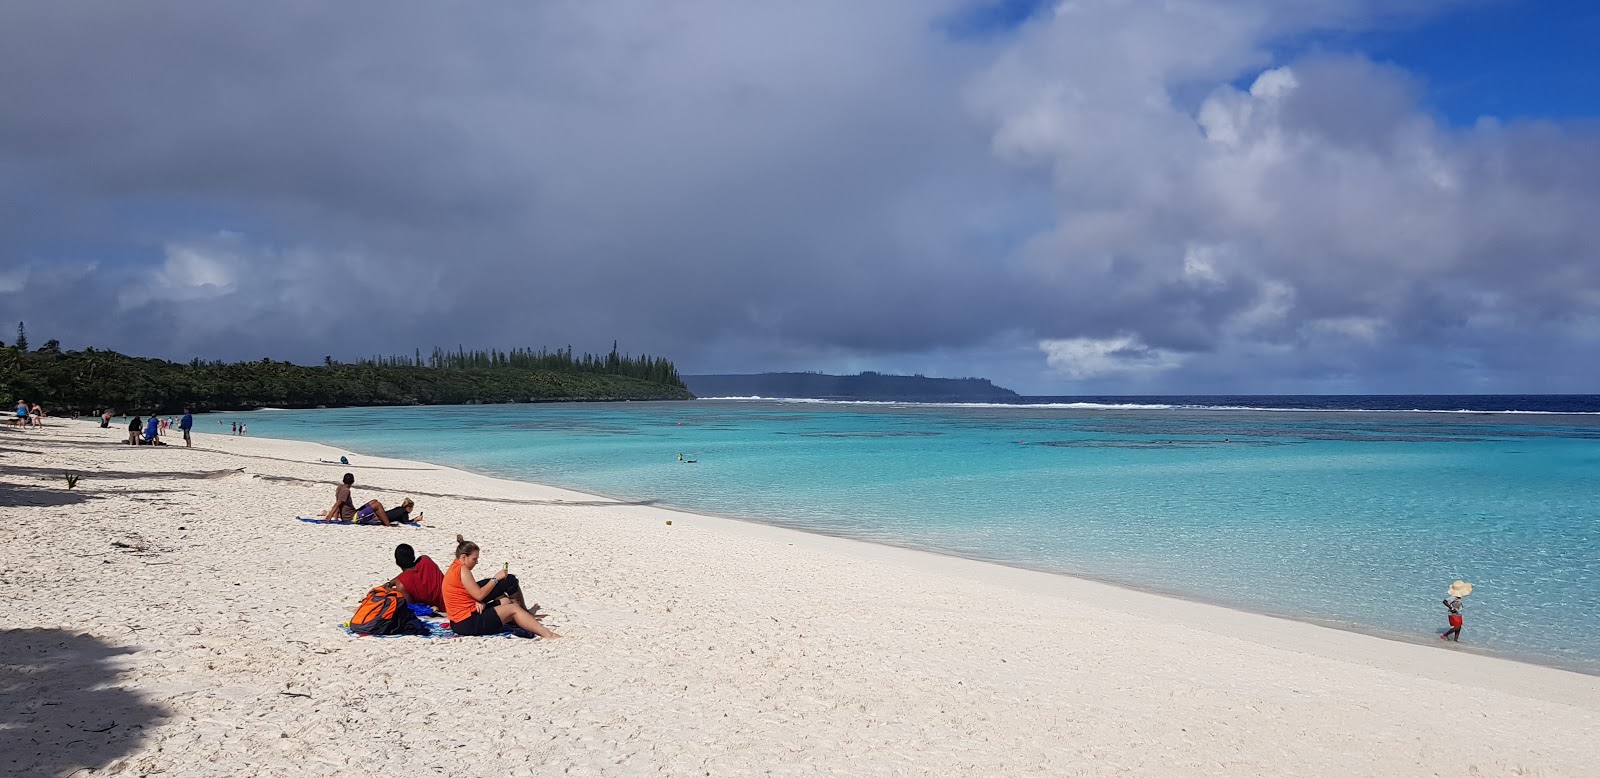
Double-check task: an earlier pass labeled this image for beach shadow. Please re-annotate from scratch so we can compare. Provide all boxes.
[253,473,658,508]
[0,485,96,508]
[0,465,243,483]
[0,629,166,776]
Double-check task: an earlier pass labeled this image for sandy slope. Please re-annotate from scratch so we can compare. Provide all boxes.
[1,422,1596,777]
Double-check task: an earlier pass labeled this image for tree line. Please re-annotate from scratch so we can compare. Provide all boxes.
[1,324,692,415]
[335,341,682,387]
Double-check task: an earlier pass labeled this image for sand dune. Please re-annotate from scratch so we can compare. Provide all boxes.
[1,422,1596,776]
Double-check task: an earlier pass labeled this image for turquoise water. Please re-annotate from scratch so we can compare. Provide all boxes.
[227,401,1600,670]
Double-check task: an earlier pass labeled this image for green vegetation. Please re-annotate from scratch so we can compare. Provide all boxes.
[0,335,692,415]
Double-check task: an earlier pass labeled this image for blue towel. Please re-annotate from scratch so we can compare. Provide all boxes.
[339,617,524,640]
[296,516,420,527]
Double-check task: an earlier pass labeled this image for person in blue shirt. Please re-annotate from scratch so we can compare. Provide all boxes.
[180,408,194,448]
[143,415,162,445]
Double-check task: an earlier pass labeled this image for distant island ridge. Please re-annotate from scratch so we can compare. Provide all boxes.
[683,372,1019,402]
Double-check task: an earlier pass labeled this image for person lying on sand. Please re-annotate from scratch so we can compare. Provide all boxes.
[352,497,397,526]
[442,535,558,639]
[382,498,422,525]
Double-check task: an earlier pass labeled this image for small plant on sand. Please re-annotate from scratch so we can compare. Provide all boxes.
[64,472,79,489]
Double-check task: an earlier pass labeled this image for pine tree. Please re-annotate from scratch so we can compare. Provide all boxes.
[14,322,27,352]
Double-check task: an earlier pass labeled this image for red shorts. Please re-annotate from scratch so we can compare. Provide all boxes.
[1448,613,1463,628]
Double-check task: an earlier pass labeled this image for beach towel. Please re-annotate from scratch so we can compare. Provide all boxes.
[337,616,532,640]
[296,516,421,528]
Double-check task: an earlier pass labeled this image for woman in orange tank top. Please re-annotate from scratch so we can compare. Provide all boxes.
[442,535,559,639]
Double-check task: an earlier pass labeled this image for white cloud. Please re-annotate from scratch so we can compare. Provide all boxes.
[1039,334,1185,379]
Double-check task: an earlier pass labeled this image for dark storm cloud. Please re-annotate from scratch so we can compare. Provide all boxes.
[2,0,1598,392]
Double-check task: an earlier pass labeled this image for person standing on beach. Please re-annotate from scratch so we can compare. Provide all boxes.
[1440,580,1472,641]
[127,415,142,445]
[180,408,194,447]
[231,421,237,435]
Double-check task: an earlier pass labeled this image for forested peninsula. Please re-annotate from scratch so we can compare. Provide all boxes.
[1,332,692,415]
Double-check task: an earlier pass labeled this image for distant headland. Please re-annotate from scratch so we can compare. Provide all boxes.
[683,371,1019,402]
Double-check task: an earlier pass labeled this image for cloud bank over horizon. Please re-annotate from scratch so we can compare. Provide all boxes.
[2,0,1596,394]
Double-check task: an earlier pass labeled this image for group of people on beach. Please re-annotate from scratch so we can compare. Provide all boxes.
[119,408,195,447]
[322,472,419,527]
[386,536,559,639]
[11,400,46,427]
[326,471,560,639]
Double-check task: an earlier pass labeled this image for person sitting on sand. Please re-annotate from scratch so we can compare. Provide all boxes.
[142,414,163,445]
[441,535,558,639]
[390,542,447,611]
[323,473,358,522]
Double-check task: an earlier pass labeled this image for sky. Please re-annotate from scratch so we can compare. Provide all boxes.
[2,0,1597,395]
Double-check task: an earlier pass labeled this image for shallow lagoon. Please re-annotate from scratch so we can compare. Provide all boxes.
[230,399,1600,670]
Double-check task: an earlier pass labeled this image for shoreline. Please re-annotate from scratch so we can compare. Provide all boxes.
[4,422,1598,775]
[227,418,1598,677]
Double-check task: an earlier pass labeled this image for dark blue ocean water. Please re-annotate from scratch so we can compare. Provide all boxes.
[1002,394,1600,413]
[227,396,1600,671]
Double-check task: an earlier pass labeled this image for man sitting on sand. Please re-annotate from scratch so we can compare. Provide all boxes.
[324,473,357,522]
[390,542,447,611]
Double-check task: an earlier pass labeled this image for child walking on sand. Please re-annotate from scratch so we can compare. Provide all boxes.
[1440,579,1472,641]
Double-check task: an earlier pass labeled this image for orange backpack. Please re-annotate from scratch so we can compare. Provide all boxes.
[350,585,406,635]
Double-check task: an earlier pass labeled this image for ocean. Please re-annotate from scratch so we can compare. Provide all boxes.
[223,396,1600,671]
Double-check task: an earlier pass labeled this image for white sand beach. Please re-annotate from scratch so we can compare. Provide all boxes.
[2,422,1597,777]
